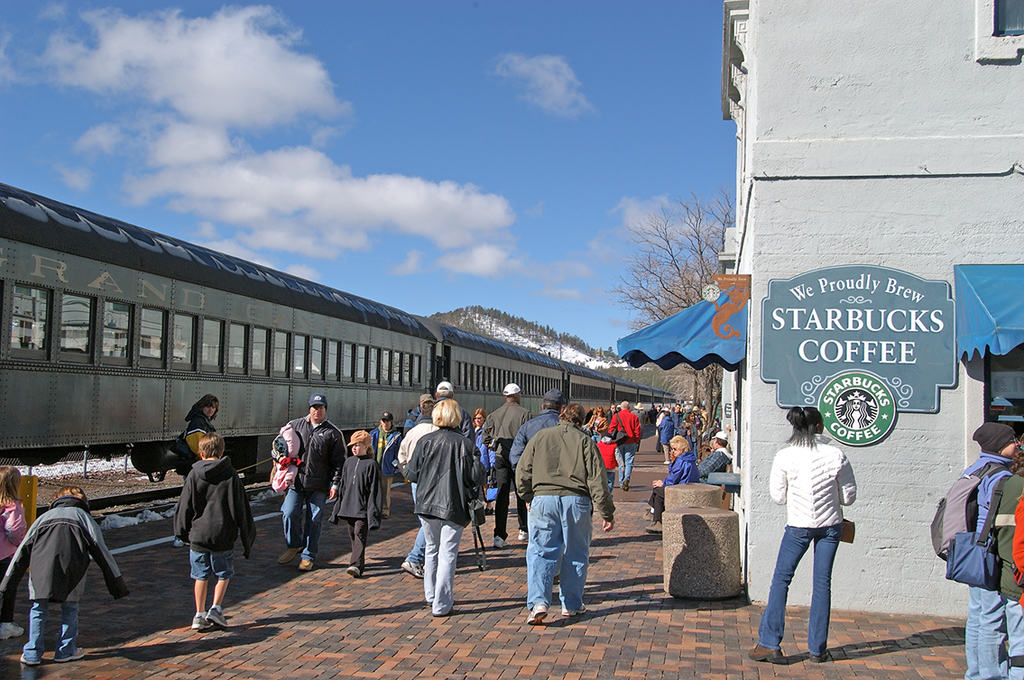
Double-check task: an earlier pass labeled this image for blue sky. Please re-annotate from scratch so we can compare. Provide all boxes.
[0,2,736,352]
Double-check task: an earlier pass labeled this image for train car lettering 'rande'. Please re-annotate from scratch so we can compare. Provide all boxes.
[0,182,673,479]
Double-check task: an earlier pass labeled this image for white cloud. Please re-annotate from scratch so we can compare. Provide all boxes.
[44,6,346,129]
[524,201,544,218]
[495,53,594,118]
[73,123,125,154]
[284,262,320,281]
[0,33,15,85]
[391,250,424,276]
[148,122,236,166]
[55,165,92,191]
[436,244,519,277]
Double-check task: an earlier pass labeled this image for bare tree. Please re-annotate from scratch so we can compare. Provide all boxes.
[613,189,735,422]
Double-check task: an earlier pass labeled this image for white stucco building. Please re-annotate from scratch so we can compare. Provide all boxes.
[722,0,1024,616]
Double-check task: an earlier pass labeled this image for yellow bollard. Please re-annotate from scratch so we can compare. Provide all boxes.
[19,475,37,527]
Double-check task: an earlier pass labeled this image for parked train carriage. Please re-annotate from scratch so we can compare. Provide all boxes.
[429,322,564,416]
[0,183,435,475]
[564,362,615,410]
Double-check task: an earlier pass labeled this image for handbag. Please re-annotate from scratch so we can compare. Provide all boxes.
[840,519,855,544]
[609,413,629,445]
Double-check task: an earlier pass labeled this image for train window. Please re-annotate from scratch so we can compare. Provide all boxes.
[394,352,404,385]
[368,347,380,383]
[272,331,288,376]
[293,335,307,379]
[227,323,247,373]
[381,350,391,385]
[10,285,49,358]
[326,340,339,380]
[412,354,420,385]
[201,319,223,371]
[59,294,92,362]
[252,328,269,376]
[343,343,354,381]
[172,314,195,369]
[101,301,132,365]
[356,345,367,382]
[139,307,164,366]
[309,337,323,379]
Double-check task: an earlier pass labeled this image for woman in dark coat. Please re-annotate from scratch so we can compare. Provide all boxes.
[406,399,486,617]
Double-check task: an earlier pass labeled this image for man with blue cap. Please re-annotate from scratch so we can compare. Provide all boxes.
[275,393,347,572]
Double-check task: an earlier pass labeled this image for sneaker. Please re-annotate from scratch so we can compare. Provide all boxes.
[0,621,24,639]
[621,480,629,492]
[561,604,587,617]
[518,530,529,541]
[748,644,784,663]
[346,565,362,578]
[278,547,301,564]
[298,559,314,572]
[20,655,40,666]
[206,607,228,628]
[172,536,186,547]
[526,604,548,625]
[191,613,213,631]
[664,460,671,464]
[54,648,87,663]
[402,561,425,579]
[493,536,507,549]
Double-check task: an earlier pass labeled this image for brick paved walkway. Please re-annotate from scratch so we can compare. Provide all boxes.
[0,432,967,679]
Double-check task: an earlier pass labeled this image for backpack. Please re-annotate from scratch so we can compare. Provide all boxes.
[931,461,1011,560]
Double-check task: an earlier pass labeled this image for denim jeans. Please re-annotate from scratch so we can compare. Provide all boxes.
[281,488,328,562]
[23,600,79,663]
[606,471,616,491]
[420,517,463,616]
[526,495,593,613]
[965,586,1019,680]
[757,523,842,656]
[616,444,637,484]
[406,483,426,564]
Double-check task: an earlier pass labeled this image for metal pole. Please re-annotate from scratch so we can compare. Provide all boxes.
[83,447,89,478]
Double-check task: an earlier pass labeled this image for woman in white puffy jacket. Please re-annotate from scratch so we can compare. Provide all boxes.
[749,406,857,665]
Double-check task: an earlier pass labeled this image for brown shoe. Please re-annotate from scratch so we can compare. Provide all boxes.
[298,559,314,572]
[278,547,301,565]
[748,644,784,663]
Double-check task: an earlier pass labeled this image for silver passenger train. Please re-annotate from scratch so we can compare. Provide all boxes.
[0,182,673,480]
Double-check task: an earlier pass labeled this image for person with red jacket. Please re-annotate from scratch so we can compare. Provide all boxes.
[607,402,642,491]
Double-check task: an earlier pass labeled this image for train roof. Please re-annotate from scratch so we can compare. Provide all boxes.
[0,183,436,340]
[439,324,563,370]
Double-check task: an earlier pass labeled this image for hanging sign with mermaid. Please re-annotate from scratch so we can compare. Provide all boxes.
[761,265,956,446]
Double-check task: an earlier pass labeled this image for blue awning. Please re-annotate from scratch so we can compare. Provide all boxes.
[617,297,747,372]
[955,264,1024,359]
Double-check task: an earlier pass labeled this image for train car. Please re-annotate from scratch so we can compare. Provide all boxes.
[0,182,672,481]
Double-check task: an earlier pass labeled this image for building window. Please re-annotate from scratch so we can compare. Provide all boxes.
[60,294,92,361]
[227,323,247,373]
[252,328,269,376]
[978,0,1024,60]
[139,308,164,366]
[997,0,1024,35]
[201,319,223,371]
[172,313,195,369]
[10,285,48,357]
[101,300,131,365]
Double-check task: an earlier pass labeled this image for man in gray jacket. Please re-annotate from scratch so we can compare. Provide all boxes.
[483,383,531,548]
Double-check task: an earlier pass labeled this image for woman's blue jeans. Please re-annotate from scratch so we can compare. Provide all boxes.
[757,523,842,656]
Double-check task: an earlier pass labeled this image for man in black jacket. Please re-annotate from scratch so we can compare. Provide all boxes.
[483,383,530,548]
[275,393,347,572]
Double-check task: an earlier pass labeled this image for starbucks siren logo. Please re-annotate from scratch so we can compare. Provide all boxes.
[818,371,897,447]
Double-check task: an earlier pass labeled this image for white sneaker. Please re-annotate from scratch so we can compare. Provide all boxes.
[0,621,24,639]
[527,604,548,625]
[561,604,587,617]
[518,530,529,541]
[493,536,507,549]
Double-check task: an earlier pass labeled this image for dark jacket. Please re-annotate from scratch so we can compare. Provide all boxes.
[509,408,561,468]
[483,400,531,484]
[287,416,348,493]
[176,407,216,476]
[406,428,486,527]
[371,426,402,477]
[329,455,383,529]
[174,457,256,557]
[0,496,129,603]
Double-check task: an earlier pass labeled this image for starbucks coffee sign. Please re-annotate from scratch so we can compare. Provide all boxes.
[762,265,956,446]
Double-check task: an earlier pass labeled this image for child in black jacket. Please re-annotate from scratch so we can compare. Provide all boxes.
[174,433,255,631]
[329,430,382,577]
